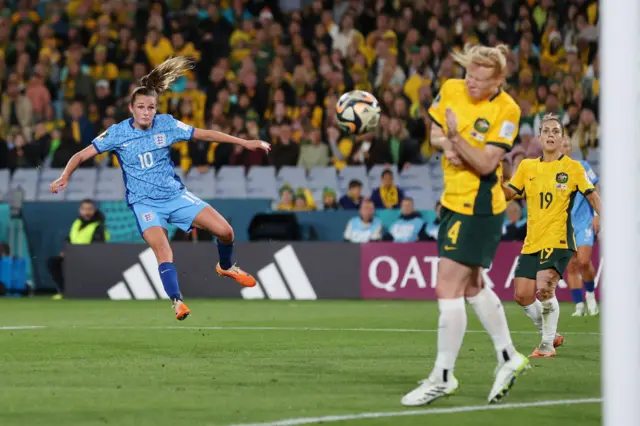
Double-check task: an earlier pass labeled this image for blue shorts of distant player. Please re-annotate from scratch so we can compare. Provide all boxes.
[574,223,595,247]
[131,190,209,235]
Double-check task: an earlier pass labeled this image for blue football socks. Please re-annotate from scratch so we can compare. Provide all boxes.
[584,280,595,293]
[158,262,181,301]
[571,288,583,304]
[217,240,234,270]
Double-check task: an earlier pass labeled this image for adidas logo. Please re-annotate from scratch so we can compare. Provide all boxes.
[106,245,317,300]
[240,245,317,300]
[107,248,169,300]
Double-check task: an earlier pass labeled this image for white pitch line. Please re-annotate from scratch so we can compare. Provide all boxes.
[0,326,46,330]
[74,325,601,336]
[228,398,602,426]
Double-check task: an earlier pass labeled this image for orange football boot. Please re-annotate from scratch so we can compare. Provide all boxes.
[173,300,191,321]
[529,346,557,358]
[553,333,565,348]
[216,263,257,287]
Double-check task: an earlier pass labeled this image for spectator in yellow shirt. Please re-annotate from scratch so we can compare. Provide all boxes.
[144,27,173,68]
[88,45,118,84]
[276,185,295,211]
[229,19,254,64]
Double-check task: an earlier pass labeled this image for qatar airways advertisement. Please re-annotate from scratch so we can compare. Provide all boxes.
[360,242,602,302]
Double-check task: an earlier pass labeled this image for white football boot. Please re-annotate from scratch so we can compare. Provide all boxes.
[401,374,459,407]
[585,292,599,316]
[572,302,585,317]
[488,351,530,404]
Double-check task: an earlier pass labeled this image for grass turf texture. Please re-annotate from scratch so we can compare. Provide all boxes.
[0,300,600,426]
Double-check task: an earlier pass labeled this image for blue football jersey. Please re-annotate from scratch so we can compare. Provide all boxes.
[92,114,195,205]
[571,160,599,226]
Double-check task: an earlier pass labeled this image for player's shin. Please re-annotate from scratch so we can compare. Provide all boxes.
[158,262,182,301]
[540,295,560,348]
[467,286,516,363]
[515,279,542,333]
[577,248,596,293]
[216,239,234,270]
[522,300,543,333]
[432,298,467,382]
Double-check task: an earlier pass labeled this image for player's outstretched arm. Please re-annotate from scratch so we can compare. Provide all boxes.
[50,145,99,193]
[193,128,271,152]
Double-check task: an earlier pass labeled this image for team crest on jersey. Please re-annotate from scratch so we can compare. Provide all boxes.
[154,133,167,148]
[556,172,568,183]
[142,212,155,223]
[474,118,490,133]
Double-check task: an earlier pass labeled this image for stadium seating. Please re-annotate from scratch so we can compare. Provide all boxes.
[337,165,370,195]
[10,169,38,201]
[2,164,447,205]
[95,168,126,201]
[277,166,307,189]
[0,169,9,201]
[66,169,98,201]
[307,167,339,204]
[399,165,432,210]
[183,168,216,199]
[367,164,399,189]
[215,166,247,198]
[36,169,64,201]
[246,166,278,199]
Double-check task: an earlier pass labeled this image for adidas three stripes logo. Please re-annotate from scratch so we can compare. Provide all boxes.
[106,245,317,301]
[240,245,317,300]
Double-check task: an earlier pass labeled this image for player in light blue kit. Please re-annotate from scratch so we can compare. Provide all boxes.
[561,138,600,316]
[50,57,271,320]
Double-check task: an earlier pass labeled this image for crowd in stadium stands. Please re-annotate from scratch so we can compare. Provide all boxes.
[0,0,599,229]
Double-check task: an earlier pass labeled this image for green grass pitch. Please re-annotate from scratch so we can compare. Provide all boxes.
[0,299,601,426]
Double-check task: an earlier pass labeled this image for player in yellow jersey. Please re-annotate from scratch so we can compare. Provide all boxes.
[504,114,601,358]
[402,44,530,408]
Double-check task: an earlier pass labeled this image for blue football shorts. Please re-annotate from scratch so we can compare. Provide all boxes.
[574,223,595,247]
[130,190,209,235]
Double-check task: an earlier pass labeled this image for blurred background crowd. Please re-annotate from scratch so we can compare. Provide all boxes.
[0,0,600,241]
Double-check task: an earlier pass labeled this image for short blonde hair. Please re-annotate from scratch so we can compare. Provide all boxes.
[451,43,509,77]
[539,113,565,135]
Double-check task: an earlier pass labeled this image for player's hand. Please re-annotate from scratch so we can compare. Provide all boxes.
[445,149,463,167]
[591,215,600,235]
[50,175,68,193]
[445,108,458,139]
[244,140,271,152]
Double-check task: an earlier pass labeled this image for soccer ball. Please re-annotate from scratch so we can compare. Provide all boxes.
[336,90,381,134]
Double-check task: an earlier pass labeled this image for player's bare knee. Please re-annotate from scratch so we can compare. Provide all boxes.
[151,243,173,264]
[436,260,469,299]
[577,257,591,273]
[464,268,483,298]
[514,287,534,306]
[217,224,234,244]
[567,257,579,275]
[536,270,557,300]
[536,280,555,300]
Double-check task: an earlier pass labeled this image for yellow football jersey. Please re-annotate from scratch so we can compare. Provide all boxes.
[508,155,595,254]
[429,79,521,216]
